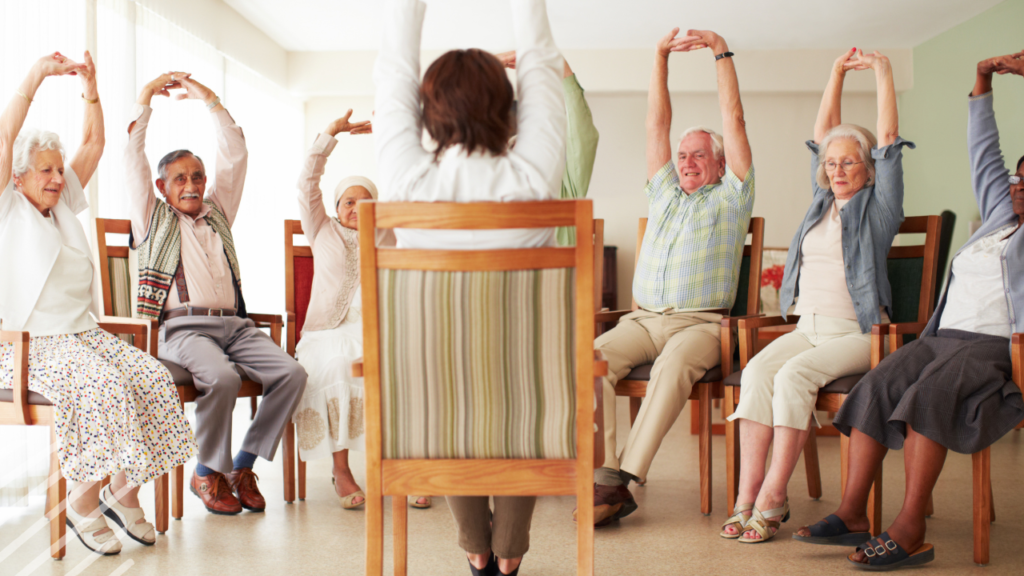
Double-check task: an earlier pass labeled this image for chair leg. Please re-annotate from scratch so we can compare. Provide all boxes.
[155,473,169,533]
[973,448,992,566]
[698,384,712,516]
[724,387,739,517]
[839,432,850,501]
[172,464,184,520]
[393,496,408,576]
[367,486,384,575]
[578,479,595,576]
[298,458,307,501]
[803,426,822,500]
[989,477,995,523]
[250,396,258,420]
[283,422,296,503]
[47,425,67,560]
[629,397,641,427]
[867,462,882,537]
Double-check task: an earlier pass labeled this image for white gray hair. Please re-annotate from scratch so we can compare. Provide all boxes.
[12,129,65,177]
[678,126,724,160]
[816,124,877,190]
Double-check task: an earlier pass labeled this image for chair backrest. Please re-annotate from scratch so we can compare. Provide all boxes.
[284,220,315,356]
[96,218,142,347]
[360,200,595,465]
[887,215,942,331]
[630,217,765,317]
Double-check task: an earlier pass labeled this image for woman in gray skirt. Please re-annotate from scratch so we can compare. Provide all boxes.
[794,51,1024,571]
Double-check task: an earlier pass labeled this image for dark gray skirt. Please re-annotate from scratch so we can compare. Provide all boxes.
[833,329,1024,454]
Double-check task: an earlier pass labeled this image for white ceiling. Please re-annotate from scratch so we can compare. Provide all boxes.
[224,0,1001,52]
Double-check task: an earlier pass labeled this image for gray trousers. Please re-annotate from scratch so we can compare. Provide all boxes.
[160,316,307,473]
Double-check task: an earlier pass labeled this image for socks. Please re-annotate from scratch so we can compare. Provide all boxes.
[195,463,215,477]
[594,466,623,487]
[233,450,258,471]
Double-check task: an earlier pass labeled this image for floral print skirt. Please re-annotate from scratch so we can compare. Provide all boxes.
[0,328,196,486]
[294,321,365,461]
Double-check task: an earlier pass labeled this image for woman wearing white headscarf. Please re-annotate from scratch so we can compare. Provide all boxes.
[291,112,430,510]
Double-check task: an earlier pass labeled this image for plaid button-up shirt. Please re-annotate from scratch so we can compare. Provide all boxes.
[632,161,755,312]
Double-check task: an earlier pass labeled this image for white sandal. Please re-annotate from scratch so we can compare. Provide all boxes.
[100,485,156,545]
[66,500,122,555]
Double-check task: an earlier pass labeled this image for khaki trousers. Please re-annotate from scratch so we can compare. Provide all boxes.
[446,496,536,559]
[728,313,885,431]
[594,310,722,482]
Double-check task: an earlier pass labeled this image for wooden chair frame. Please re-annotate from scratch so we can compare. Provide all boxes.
[594,217,764,515]
[283,218,605,503]
[724,215,943,520]
[1,322,154,559]
[353,200,605,576]
[95,218,295,520]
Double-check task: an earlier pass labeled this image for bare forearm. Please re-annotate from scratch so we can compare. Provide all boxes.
[875,60,898,147]
[973,70,993,97]
[646,54,672,177]
[72,98,105,187]
[814,71,844,143]
[714,47,751,177]
[0,69,46,190]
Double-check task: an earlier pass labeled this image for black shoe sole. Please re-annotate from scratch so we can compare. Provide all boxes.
[240,504,265,512]
[189,483,242,515]
[99,505,156,546]
[65,517,121,555]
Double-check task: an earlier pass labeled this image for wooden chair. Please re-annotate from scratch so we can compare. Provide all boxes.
[283,218,605,502]
[722,215,943,521]
[95,218,296,520]
[353,199,605,575]
[1,321,154,559]
[594,217,764,515]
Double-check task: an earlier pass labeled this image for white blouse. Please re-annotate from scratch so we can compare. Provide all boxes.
[794,197,857,320]
[374,0,566,250]
[939,225,1016,339]
[0,168,99,334]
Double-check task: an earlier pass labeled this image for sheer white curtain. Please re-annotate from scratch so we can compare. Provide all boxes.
[2,0,303,507]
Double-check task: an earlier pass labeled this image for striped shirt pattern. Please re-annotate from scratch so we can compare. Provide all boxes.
[379,268,576,460]
[632,162,755,311]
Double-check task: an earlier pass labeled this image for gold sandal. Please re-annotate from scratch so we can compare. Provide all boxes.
[409,496,432,509]
[738,499,790,544]
[719,502,754,539]
[332,476,366,510]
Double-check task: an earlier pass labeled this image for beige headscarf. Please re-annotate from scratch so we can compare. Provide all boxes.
[333,175,378,209]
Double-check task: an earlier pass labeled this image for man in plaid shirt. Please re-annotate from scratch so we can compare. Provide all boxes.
[587,28,754,526]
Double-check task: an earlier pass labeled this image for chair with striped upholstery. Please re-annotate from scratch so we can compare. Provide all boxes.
[95,218,296,521]
[594,216,764,516]
[352,200,606,576]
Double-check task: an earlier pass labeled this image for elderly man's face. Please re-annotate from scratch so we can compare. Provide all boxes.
[156,155,207,217]
[337,186,373,230]
[14,149,65,216]
[677,133,725,194]
[825,139,869,200]
[1012,163,1024,220]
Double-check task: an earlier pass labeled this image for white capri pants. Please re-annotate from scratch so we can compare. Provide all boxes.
[728,312,887,431]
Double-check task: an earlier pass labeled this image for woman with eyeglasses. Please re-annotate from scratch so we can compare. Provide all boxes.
[720,48,910,545]
[793,51,1024,571]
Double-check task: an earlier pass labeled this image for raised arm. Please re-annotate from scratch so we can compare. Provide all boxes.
[374,0,432,201]
[69,51,104,187]
[560,61,600,200]
[646,29,685,180]
[969,52,1024,221]
[298,111,372,244]
[0,53,84,194]
[508,0,566,194]
[814,49,855,144]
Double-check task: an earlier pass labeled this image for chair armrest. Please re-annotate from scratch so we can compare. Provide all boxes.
[1012,334,1023,392]
[595,309,631,325]
[737,315,799,330]
[97,320,149,353]
[721,313,764,328]
[352,357,363,378]
[98,316,159,355]
[593,350,608,377]
[1,331,31,425]
[869,323,892,368]
[888,322,927,336]
[248,313,284,346]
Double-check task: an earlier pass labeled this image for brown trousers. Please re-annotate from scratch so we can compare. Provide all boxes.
[446,496,536,559]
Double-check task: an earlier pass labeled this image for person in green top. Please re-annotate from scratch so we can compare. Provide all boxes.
[495,51,601,246]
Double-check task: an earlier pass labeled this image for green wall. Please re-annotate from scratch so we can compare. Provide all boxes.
[901,0,1024,276]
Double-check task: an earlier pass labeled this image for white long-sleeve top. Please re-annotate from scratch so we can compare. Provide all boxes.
[374,0,566,250]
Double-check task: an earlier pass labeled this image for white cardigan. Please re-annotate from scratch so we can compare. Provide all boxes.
[374,0,566,250]
[0,168,100,332]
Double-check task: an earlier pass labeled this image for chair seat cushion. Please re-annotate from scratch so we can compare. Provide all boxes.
[622,363,725,384]
[722,369,865,395]
[160,360,246,388]
[0,389,53,406]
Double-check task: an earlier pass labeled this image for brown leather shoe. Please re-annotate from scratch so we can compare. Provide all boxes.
[226,468,266,512]
[190,469,242,515]
[572,483,637,527]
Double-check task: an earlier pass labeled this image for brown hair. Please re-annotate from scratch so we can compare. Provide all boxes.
[420,49,514,160]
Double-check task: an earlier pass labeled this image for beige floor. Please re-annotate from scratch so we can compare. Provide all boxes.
[2,399,1023,576]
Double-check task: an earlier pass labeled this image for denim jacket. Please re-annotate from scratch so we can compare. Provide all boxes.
[925,92,1023,343]
[779,137,913,333]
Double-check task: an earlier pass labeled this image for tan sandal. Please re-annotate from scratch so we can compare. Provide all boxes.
[332,476,366,510]
[409,495,432,509]
[719,502,754,539]
[738,499,790,544]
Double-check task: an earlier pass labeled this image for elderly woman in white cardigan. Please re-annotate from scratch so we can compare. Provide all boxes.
[0,53,195,555]
[292,111,429,510]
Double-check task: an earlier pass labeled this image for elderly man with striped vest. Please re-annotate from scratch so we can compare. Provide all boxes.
[126,72,307,516]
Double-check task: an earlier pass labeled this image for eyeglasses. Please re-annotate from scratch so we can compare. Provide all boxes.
[1010,175,1022,185]
[825,160,864,172]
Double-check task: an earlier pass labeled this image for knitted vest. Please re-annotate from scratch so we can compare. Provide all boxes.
[133,200,242,320]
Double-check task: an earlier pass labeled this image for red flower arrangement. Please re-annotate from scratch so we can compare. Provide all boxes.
[761,264,785,291]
